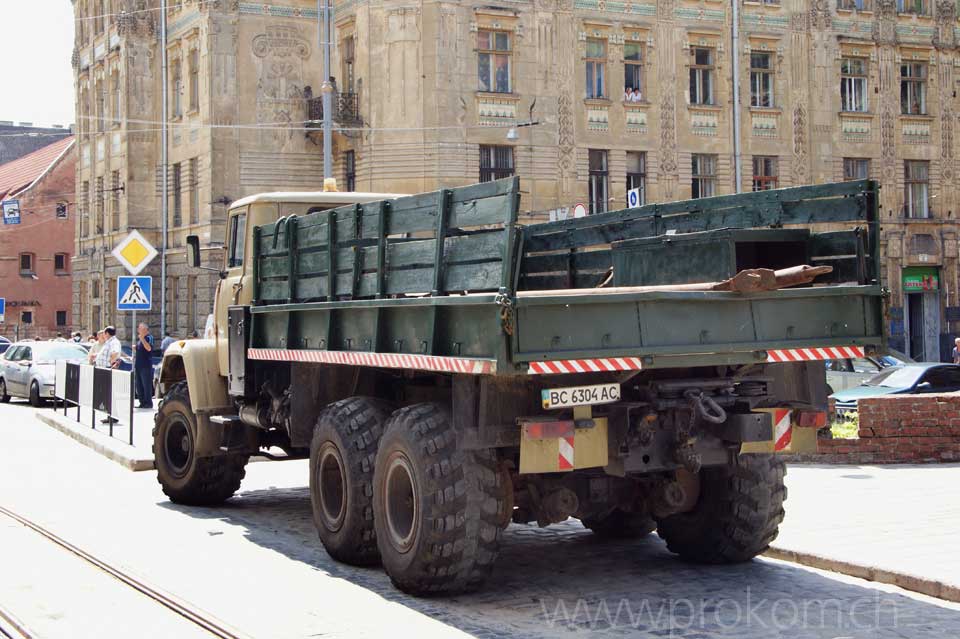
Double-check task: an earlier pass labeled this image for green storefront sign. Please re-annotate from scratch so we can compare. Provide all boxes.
[902,266,939,291]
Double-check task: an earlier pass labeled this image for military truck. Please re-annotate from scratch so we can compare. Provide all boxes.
[156,177,884,595]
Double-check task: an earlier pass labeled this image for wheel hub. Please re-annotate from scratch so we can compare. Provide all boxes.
[163,416,192,478]
[317,443,347,532]
[383,452,419,554]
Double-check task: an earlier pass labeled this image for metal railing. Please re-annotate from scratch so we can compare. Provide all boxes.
[55,361,135,445]
[305,93,361,127]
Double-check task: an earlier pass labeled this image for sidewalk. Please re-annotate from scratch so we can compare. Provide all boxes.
[35,404,157,471]
[771,463,960,603]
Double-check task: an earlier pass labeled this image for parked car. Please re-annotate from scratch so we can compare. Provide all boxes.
[825,354,909,394]
[0,341,88,406]
[831,363,960,418]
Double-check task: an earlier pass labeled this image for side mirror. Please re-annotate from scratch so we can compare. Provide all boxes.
[186,235,201,268]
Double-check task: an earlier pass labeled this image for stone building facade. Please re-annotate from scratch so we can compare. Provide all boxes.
[332,0,960,361]
[71,0,332,339]
[73,0,960,359]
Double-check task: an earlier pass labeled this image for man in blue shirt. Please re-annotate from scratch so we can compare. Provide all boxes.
[135,322,155,410]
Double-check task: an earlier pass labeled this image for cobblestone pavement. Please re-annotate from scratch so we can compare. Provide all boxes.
[3,402,960,638]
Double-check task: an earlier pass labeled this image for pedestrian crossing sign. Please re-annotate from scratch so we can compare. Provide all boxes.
[117,276,152,311]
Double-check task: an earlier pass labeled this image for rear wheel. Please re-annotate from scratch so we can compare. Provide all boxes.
[309,396,392,566]
[373,403,505,596]
[152,382,248,505]
[581,510,656,539]
[0,379,9,403]
[29,381,43,407]
[657,454,786,563]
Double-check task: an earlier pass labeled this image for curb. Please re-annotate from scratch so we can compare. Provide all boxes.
[34,410,155,472]
[765,547,960,604]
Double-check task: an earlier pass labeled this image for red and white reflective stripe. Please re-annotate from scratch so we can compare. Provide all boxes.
[247,349,496,375]
[773,409,792,452]
[528,357,643,375]
[766,345,865,363]
[558,435,575,471]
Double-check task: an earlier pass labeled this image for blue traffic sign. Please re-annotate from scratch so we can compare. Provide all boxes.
[2,199,20,225]
[117,276,152,311]
[0,297,5,323]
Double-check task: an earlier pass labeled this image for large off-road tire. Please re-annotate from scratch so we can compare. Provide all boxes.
[656,454,786,563]
[152,382,248,506]
[581,510,657,539]
[310,396,392,566]
[0,378,10,402]
[373,403,505,596]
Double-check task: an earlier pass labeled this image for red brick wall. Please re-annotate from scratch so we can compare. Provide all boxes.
[785,393,960,464]
[0,148,76,339]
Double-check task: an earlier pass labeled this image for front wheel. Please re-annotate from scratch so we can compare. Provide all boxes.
[0,379,10,403]
[152,382,248,505]
[373,403,505,596]
[657,454,786,563]
[29,381,43,407]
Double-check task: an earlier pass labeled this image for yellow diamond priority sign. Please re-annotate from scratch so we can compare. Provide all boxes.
[112,230,158,275]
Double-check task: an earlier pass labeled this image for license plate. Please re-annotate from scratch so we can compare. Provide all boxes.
[541,383,621,410]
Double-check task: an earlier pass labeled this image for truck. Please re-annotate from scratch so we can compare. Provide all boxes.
[155,177,885,595]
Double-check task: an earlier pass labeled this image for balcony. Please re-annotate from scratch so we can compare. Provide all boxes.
[305,93,361,128]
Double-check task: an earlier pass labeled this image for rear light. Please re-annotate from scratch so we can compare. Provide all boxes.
[796,410,827,428]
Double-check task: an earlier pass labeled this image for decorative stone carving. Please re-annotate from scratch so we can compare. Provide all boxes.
[933,0,957,49]
[792,103,807,183]
[252,26,311,149]
[809,0,831,31]
[872,0,898,47]
[659,92,677,174]
[126,44,154,117]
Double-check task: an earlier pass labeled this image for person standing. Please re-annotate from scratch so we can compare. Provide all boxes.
[953,337,960,364]
[135,322,154,410]
[160,330,175,353]
[96,326,123,424]
[88,330,105,365]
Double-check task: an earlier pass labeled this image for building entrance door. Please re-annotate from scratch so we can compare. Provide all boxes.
[905,290,942,362]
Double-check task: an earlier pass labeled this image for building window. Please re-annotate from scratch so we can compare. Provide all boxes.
[898,0,930,15]
[841,57,868,112]
[689,47,716,106]
[839,0,873,8]
[477,30,511,94]
[691,154,717,199]
[900,62,927,115]
[624,42,643,102]
[111,170,121,230]
[586,39,607,99]
[750,52,774,108]
[187,276,197,333]
[342,36,356,94]
[80,181,90,237]
[54,253,68,273]
[172,162,182,227]
[588,149,609,215]
[188,49,199,112]
[21,312,33,325]
[56,311,68,327]
[95,0,105,34]
[626,151,646,206]
[19,253,34,276]
[111,71,121,126]
[95,176,104,234]
[171,59,183,118]
[344,150,356,192]
[904,160,930,219]
[189,158,199,225]
[479,145,515,183]
[95,80,105,132]
[843,158,870,181]
[752,156,779,191]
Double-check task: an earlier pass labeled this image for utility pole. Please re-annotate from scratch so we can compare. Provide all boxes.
[160,0,169,336]
[319,0,333,179]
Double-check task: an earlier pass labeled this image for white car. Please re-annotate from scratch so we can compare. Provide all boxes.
[0,341,88,406]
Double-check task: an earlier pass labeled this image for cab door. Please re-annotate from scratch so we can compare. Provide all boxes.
[216,209,248,376]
